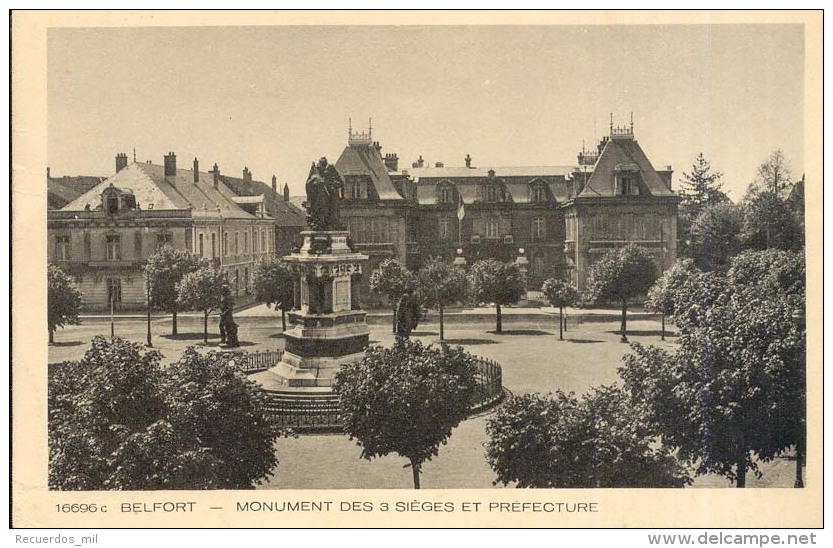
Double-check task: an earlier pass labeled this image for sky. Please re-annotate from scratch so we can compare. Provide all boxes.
[47,24,804,200]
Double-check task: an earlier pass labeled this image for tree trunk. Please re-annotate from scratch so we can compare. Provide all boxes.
[563,313,567,332]
[172,310,178,335]
[736,456,747,488]
[661,314,666,341]
[558,307,563,340]
[392,307,397,334]
[48,327,54,345]
[410,458,421,490]
[496,303,502,333]
[795,441,804,488]
[620,301,628,342]
[439,301,444,341]
[281,309,287,332]
[203,311,209,344]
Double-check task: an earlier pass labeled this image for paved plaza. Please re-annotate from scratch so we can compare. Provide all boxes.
[48,309,800,489]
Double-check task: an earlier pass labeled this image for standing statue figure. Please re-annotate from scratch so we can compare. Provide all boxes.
[219,300,239,348]
[304,157,345,231]
[394,289,421,339]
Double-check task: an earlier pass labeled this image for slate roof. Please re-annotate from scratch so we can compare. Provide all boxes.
[61,162,257,219]
[47,175,105,209]
[407,165,575,205]
[335,143,405,201]
[577,138,676,198]
[220,175,305,226]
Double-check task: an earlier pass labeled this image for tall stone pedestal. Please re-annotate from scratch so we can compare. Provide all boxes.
[267,231,369,389]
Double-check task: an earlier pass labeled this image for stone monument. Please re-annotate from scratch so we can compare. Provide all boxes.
[262,157,370,388]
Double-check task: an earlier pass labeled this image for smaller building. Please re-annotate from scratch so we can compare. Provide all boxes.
[47,152,302,311]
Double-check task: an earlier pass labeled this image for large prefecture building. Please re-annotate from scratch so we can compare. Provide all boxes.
[47,152,304,311]
[335,117,679,294]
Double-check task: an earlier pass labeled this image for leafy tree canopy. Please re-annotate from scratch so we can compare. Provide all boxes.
[177,264,231,314]
[644,258,701,316]
[48,264,82,341]
[250,256,295,311]
[144,246,207,313]
[370,258,415,306]
[416,256,468,308]
[49,337,279,490]
[541,278,578,310]
[687,202,744,271]
[333,339,479,488]
[485,387,690,488]
[584,244,657,305]
[467,259,525,307]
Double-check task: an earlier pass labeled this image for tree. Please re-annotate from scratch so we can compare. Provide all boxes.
[644,258,700,340]
[687,202,744,271]
[416,256,468,341]
[541,278,578,340]
[177,264,232,344]
[49,337,279,490]
[467,259,525,334]
[333,339,478,489]
[748,149,793,199]
[740,150,802,252]
[485,387,690,488]
[48,264,82,344]
[741,189,803,252]
[677,153,730,260]
[620,284,805,487]
[583,244,658,342]
[250,256,295,332]
[370,258,416,333]
[679,153,730,218]
[144,246,206,335]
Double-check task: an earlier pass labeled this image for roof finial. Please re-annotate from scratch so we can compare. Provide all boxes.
[348,117,352,138]
[368,117,372,139]
[609,112,614,135]
[630,111,634,133]
[133,147,136,163]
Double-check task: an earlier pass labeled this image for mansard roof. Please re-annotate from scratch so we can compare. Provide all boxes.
[335,143,405,201]
[577,137,676,198]
[409,165,574,205]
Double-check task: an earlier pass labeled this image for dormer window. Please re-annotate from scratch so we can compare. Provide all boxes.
[621,177,631,195]
[486,185,499,202]
[438,184,455,204]
[348,181,362,199]
[533,186,547,202]
[101,184,137,215]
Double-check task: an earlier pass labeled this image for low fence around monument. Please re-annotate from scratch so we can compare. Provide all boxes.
[231,351,505,432]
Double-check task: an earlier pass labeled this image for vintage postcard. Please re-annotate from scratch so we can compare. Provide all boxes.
[11,10,823,530]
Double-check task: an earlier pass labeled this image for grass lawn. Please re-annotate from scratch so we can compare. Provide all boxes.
[48,313,802,489]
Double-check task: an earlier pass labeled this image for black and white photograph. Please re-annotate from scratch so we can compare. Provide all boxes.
[12,10,822,530]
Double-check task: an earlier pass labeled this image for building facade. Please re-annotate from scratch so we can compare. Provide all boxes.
[47,152,303,311]
[333,118,679,293]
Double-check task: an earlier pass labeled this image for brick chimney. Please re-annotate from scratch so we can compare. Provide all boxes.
[116,153,128,173]
[212,163,219,190]
[411,155,425,169]
[435,161,444,168]
[243,167,252,183]
[465,154,472,168]
[272,175,277,194]
[283,183,290,202]
[164,152,177,182]
[193,158,199,183]
[384,153,399,172]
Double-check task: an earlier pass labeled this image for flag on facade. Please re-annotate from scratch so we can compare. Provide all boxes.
[457,194,465,221]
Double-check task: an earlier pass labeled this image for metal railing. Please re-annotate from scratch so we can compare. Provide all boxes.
[253,355,504,432]
[228,349,285,374]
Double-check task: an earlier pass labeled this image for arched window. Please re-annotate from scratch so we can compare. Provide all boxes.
[438,185,454,204]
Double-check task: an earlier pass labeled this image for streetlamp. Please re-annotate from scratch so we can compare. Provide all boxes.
[146,276,153,347]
